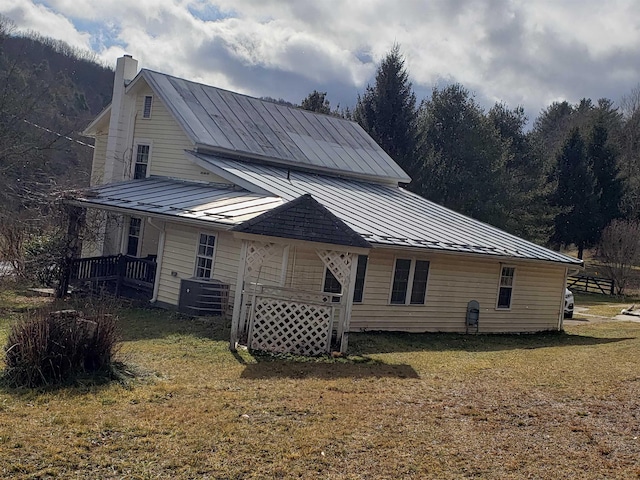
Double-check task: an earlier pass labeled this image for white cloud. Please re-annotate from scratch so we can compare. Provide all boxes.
[2,0,640,116]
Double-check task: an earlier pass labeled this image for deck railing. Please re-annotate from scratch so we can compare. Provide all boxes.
[69,254,157,295]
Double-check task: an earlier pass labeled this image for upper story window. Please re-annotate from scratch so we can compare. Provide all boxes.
[126,217,142,256]
[497,266,515,309]
[195,233,216,279]
[390,258,430,305]
[134,144,150,179]
[142,95,153,118]
[322,255,368,303]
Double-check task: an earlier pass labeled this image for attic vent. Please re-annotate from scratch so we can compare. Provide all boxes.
[142,95,153,118]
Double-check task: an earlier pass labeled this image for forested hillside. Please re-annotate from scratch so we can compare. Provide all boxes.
[0,17,112,270]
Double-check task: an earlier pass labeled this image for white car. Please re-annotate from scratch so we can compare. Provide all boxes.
[564,288,574,318]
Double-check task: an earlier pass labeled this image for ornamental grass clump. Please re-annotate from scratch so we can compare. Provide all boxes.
[3,309,119,388]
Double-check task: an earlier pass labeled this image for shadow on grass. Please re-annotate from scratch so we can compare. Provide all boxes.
[237,351,419,379]
[114,307,230,343]
[348,330,636,355]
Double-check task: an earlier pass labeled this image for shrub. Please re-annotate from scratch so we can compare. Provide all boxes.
[3,309,119,388]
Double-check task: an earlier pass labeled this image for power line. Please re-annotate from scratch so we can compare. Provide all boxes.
[22,119,95,149]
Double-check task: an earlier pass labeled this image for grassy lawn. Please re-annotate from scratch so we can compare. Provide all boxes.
[1,288,639,479]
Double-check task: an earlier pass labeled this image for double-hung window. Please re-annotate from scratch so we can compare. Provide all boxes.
[322,255,368,303]
[126,217,142,256]
[195,233,216,279]
[497,266,515,309]
[134,144,150,179]
[390,258,430,305]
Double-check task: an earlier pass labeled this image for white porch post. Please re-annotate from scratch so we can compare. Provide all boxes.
[341,253,359,353]
[230,240,249,351]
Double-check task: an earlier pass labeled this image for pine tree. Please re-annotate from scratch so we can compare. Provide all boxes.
[416,84,510,228]
[552,128,600,258]
[588,118,623,233]
[300,90,331,114]
[353,45,418,182]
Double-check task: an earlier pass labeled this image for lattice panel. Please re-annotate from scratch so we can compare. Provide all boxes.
[245,242,276,279]
[249,296,332,356]
[317,250,353,288]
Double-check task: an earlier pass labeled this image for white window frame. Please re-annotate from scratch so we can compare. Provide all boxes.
[142,95,153,119]
[194,233,217,279]
[132,139,152,179]
[122,217,145,257]
[496,265,516,310]
[388,257,430,306]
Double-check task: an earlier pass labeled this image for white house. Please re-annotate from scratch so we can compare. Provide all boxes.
[68,55,582,355]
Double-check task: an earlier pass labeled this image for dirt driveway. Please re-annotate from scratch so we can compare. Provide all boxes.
[565,301,640,326]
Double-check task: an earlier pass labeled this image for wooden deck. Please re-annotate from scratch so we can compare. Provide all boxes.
[68,254,157,298]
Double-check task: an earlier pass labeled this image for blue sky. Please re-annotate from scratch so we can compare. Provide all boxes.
[3,0,640,120]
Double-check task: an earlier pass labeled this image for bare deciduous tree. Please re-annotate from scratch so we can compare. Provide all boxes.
[597,219,640,295]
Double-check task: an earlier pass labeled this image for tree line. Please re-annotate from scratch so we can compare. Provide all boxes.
[301,46,636,260]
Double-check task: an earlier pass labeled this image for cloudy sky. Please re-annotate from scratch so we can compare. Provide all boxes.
[2,0,640,121]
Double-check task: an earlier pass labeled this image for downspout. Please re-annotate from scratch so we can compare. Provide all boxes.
[146,217,165,303]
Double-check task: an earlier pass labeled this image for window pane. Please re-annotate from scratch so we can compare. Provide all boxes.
[353,255,368,303]
[136,145,149,163]
[323,269,342,294]
[498,286,512,308]
[143,96,153,118]
[500,267,515,286]
[410,260,430,304]
[195,234,216,278]
[134,163,147,179]
[391,258,411,304]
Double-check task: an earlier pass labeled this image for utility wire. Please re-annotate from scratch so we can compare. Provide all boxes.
[22,119,95,149]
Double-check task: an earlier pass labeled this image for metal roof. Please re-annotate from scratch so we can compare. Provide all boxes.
[193,153,582,265]
[139,69,411,185]
[70,177,283,226]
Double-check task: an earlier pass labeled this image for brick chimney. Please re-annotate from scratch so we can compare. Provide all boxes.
[103,55,139,184]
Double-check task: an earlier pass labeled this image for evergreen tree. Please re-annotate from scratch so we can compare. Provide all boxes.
[416,84,510,228]
[353,45,418,182]
[551,128,599,258]
[300,90,331,114]
[588,117,623,231]
[488,103,554,243]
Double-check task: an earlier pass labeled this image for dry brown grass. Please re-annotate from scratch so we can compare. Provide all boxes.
[1,291,639,479]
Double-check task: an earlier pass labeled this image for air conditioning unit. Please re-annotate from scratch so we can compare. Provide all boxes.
[178,278,230,316]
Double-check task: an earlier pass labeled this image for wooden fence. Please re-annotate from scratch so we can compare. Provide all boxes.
[567,274,615,295]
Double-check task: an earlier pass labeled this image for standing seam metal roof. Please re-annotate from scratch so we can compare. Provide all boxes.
[70,177,283,225]
[192,153,582,265]
[139,69,411,184]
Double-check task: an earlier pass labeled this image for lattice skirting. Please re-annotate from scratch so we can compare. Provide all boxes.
[249,296,333,356]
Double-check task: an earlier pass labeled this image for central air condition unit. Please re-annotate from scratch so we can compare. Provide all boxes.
[178,278,230,316]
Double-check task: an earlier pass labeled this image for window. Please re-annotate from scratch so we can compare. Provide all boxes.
[390,258,430,305]
[195,233,216,279]
[497,266,515,309]
[353,255,368,303]
[126,217,142,256]
[322,255,368,303]
[142,95,153,118]
[134,144,150,179]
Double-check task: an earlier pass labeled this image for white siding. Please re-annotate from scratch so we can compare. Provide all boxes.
[157,226,242,306]
[132,85,229,183]
[350,249,565,333]
[90,134,108,185]
[156,229,565,333]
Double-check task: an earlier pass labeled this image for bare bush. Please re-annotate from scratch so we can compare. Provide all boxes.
[3,309,119,388]
[597,219,640,295]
